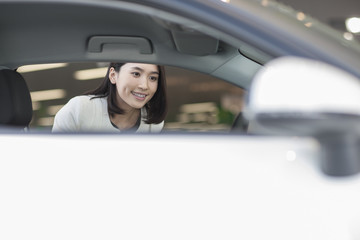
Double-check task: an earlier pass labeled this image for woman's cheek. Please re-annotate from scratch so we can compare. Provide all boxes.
[151,81,158,91]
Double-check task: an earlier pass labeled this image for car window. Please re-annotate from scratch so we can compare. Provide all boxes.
[19,62,246,133]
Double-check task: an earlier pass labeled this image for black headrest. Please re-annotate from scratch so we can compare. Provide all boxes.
[0,69,33,127]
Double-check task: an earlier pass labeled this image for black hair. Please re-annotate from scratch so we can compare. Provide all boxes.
[85,62,167,124]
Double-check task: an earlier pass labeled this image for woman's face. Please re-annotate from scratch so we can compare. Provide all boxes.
[109,63,159,111]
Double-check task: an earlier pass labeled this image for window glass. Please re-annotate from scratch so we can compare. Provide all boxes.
[20,63,246,132]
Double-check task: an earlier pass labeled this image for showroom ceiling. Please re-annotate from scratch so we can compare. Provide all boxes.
[279,0,360,28]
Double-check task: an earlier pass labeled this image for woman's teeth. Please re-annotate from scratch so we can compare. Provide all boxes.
[132,92,146,98]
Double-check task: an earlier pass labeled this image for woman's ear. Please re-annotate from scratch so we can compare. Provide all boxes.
[109,67,117,84]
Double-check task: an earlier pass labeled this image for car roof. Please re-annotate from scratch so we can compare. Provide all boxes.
[1,0,360,89]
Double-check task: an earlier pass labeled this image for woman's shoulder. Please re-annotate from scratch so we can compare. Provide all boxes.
[67,95,106,109]
[53,95,108,132]
[54,95,106,122]
[52,95,93,132]
[68,95,94,104]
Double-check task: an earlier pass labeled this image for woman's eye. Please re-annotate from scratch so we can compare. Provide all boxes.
[131,72,140,77]
[149,76,158,81]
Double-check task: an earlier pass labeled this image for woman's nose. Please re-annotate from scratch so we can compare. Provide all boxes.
[138,77,148,90]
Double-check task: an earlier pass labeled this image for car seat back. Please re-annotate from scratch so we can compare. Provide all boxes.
[0,69,33,129]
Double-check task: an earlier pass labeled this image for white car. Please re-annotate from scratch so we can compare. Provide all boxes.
[1,0,360,239]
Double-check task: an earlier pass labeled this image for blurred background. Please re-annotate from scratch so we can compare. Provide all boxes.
[279,0,360,42]
[19,0,360,132]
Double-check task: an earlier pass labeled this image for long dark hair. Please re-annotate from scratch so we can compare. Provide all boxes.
[85,62,167,124]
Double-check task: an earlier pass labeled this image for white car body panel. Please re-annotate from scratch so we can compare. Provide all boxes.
[1,0,360,239]
[1,134,360,239]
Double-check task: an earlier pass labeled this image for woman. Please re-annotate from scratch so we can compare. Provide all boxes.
[52,62,167,132]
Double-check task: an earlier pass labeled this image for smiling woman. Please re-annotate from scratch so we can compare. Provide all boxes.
[52,62,167,133]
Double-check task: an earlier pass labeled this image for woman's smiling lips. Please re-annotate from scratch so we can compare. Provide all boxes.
[131,91,147,100]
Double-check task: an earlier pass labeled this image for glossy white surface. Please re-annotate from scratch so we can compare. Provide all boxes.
[1,134,360,240]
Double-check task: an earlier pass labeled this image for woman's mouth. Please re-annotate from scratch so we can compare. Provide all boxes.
[132,91,147,100]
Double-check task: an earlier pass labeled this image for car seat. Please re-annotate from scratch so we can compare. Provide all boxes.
[0,68,33,130]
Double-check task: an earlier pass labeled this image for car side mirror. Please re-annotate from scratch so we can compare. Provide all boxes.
[245,56,360,176]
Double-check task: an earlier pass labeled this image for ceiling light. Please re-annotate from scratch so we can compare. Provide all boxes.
[30,89,66,102]
[304,22,312,28]
[73,67,108,80]
[180,102,218,113]
[17,63,68,73]
[345,17,360,34]
[47,104,65,115]
[32,101,41,111]
[343,32,354,41]
[296,12,305,21]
